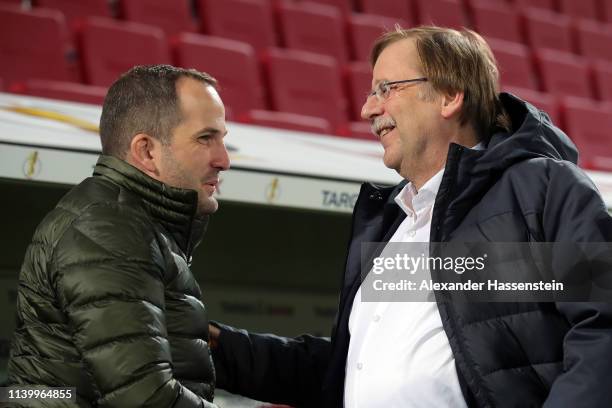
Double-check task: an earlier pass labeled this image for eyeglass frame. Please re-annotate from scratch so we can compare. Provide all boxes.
[367,78,428,102]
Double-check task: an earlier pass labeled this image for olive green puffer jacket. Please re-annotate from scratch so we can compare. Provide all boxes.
[8,155,216,407]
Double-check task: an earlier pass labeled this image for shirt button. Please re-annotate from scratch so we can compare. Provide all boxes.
[373,314,381,322]
[407,230,416,237]
[357,363,363,370]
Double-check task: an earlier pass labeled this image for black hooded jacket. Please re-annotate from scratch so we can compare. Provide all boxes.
[212,94,612,407]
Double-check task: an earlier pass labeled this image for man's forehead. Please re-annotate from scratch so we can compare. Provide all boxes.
[372,39,420,84]
[177,77,215,100]
[206,85,223,105]
[176,78,224,114]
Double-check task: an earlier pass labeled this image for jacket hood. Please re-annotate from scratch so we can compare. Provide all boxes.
[475,92,577,171]
[447,92,578,192]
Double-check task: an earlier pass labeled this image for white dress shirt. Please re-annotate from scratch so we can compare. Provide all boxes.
[344,168,468,408]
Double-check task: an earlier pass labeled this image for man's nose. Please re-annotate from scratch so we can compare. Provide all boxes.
[212,143,230,171]
[361,94,384,121]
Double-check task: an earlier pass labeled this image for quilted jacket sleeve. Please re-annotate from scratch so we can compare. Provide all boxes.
[52,202,214,408]
[211,322,331,408]
[542,162,612,407]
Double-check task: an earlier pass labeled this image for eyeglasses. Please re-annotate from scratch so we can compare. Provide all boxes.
[367,78,428,102]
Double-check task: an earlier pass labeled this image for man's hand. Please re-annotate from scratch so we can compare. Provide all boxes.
[208,323,220,350]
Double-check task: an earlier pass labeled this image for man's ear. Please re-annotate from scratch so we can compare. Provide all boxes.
[127,133,163,177]
[440,91,464,120]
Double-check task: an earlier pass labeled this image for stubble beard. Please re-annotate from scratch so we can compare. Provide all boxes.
[160,147,218,216]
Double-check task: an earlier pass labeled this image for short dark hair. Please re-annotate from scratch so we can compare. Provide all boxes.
[99,64,217,158]
[371,26,510,138]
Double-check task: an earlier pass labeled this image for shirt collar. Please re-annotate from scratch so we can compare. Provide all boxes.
[394,141,485,216]
[394,168,444,216]
[473,142,485,151]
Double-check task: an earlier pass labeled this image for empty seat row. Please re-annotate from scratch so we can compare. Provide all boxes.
[555,0,605,22]
[32,0,113,23]
[4,1,612,153]
[298,0,612,25]
[15,0,612,30]
[1,7,365,132]
[19,1,413,66]
[0,3,375,129]
[9,3,612,94]
[471,1,612,60]
[5,5,612,128]
[560,97,612,172]
[27,0,469,34]
[475,0,610,23]
[21,0,612,68]
[490,39,612,101]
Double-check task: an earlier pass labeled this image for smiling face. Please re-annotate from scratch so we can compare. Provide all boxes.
[362,38,450,186]
[157,77,230,216]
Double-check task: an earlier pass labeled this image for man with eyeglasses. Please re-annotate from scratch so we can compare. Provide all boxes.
[209,26,612,407]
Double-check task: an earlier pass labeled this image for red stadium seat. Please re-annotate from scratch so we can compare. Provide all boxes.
[574,19,612,63]
[9,79,107,105]
[511,0,555,12]
[171,33,265,119]
[305,0,354,15]
[522,8,574,53]
[470,0,523,43]
[197,0,276,54]
[561,97,612,171]
[489,39,538,91]
[593,61,612,103]
[533,49,593,99]
[503,87,560,124]
[414,0,467,29]
[356,0,414,25]
[558,0,598,21]
[33,0,112,25]
[604,0,612,24]
[75,17,171,86]
[119,0,197,36]
[239,110,333,134]
[262,48,348,129]
[277,1,348,64]
[0,5,73,83]
[347,14,407,62]
[345,61,371,121]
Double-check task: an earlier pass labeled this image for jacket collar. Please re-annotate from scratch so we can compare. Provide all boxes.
[93,155,208,257]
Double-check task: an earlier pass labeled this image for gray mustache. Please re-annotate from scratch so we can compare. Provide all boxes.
[371,117,397,136]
